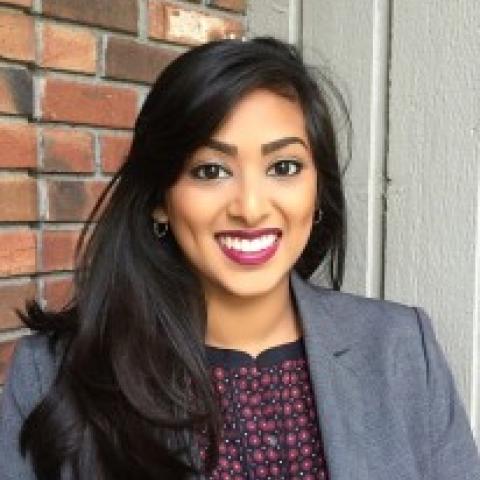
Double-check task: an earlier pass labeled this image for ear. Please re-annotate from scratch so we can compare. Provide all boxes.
[152,206,168,223]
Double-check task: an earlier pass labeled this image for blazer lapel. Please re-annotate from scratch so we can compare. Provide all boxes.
[289,271,369,480]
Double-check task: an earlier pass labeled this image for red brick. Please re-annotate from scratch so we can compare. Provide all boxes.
[43,276,73,311]
[0,280,36,330]
[0,340,17,384]
[0,66,33,116]
[41,22,97,74]
[43,0,137,33]
[105,36,178,84]
[0,229,36,277]
[0,123,37,168]
[0,174,37,221]
[0,9,35,62]
[41,229,80,272]
[100,132,132,173]
[46,180,107,222]
[0,0,32,8]
[149,1,244,45]
[41,77,138,129]
[43,128,94,173]
[211,0,246,13]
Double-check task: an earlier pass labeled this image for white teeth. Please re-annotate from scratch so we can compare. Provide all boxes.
[218,234,278,252]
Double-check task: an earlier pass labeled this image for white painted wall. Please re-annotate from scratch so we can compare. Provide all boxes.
[248,0,480,438]
[302,0,377,296]
[385,0,479,428]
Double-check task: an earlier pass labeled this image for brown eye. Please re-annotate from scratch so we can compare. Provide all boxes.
[268,160,303,176]
[190,163,230,180]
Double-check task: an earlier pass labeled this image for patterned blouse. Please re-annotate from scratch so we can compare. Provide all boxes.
[196,337,329,480]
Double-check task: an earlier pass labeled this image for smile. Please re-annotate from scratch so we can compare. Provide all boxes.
[215,229,282,265]
[218,234,277,252]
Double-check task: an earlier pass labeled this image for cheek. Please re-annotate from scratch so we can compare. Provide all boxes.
[289,198,316,226]
[165,186,214,244]
[283,177,317,223]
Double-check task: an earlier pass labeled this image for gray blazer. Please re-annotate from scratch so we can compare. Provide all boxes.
[1,270,480,479]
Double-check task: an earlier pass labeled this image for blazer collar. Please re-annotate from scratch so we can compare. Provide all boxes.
[289,269,367,358]
[289,270,370,479]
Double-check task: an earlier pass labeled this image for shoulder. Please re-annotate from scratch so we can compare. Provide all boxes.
[297,276,450,399]
[294,276,436,376]
[0,334,64,479]
[4,333,62,417]
[299,277,426,343]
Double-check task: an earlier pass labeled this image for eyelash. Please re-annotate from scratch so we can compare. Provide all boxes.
[190,159,304,180]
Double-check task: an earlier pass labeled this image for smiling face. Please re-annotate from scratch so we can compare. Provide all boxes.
[153,88,318,300]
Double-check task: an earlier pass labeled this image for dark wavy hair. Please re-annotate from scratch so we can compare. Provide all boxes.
[19,37,349,479]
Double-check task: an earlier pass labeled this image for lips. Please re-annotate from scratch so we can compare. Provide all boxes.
[214,228,282,266]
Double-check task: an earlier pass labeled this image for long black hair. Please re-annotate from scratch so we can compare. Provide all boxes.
[19,37,349,479]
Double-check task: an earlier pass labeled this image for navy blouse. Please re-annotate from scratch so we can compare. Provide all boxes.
[196,337,329,480]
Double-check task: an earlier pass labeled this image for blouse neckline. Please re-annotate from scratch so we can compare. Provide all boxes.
[204,336,305,368]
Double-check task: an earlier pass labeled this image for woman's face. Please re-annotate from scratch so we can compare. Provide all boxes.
[153,88,318,299]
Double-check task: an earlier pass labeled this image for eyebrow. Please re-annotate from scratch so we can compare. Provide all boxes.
[204,136,308,156]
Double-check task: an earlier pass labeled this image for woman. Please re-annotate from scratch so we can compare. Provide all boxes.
[0,37,479,480]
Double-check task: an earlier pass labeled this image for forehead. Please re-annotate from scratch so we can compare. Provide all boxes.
[212,89,308,145]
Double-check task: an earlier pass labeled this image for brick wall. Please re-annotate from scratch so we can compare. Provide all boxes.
[0,0,246,387]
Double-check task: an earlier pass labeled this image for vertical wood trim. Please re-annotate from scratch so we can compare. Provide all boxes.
[288,0,303,48]
[472,175,480,438]
[366,0,390,298]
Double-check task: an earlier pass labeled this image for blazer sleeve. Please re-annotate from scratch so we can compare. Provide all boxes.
[414,307,480,479]
[0,336,43,480]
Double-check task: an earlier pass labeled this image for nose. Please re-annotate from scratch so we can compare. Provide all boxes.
[226,173,270,226]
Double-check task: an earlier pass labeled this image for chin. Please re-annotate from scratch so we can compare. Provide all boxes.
[208,268,291,299]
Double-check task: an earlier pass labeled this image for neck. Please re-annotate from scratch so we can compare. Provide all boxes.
[203,274,302,357]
